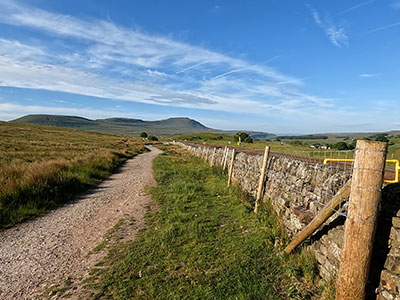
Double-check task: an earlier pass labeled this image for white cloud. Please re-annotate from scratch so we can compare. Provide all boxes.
[311,9,322,26]
[359,73,382,78]
[0,0,338,121]
[0,102,128,120]
[311,9,348,48]
[0,0,298,84]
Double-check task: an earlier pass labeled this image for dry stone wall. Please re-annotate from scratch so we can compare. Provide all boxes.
[180,143,400,300]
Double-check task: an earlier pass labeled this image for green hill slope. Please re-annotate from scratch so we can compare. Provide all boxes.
[12,114,276,138]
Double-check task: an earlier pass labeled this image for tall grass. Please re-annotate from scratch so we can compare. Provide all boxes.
[0,122,146,228]
[84,145,323,299]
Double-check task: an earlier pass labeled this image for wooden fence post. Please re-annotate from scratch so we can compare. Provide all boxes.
[222,147,229,172]
[254,146,270,214]
[227,149,236,187]
[221,146,227,167]
[335,140,387,300]
[210,147,217,166]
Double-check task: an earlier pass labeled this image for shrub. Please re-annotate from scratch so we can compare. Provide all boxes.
[374,135,389,143]
[140,132,148,138]
[148,136,159,141]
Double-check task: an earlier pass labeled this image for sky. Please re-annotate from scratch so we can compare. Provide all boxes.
[0,0,399,134]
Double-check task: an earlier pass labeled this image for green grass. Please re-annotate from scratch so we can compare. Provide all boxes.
[0,121,147,228]
[85,145,323,299]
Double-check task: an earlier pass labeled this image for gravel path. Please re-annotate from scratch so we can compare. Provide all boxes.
[0,146,161,300]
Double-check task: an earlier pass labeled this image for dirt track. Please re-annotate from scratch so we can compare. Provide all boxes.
[0,146,161,299]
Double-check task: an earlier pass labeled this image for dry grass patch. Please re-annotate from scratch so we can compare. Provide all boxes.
[0,121,147,228]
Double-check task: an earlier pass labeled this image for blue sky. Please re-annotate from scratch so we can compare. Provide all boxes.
[0,0,399,134]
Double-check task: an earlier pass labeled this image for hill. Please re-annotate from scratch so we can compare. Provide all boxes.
[12,114,276,139]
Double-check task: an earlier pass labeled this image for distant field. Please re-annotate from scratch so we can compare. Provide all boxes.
[0,121,146,228]
[171,132,400,160]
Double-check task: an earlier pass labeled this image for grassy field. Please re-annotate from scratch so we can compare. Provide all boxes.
[0,121,146,228]
[171,132,400,161]
[82,145,333,300]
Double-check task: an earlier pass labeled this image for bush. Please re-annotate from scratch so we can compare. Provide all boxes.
[140,132,148,138]
[148,136,158,141]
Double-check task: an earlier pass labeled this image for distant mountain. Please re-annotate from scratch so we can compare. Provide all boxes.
[12,114,276,138]
[14,115,97,128]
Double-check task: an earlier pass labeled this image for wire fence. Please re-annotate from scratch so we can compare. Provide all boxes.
[181,141,394,225]
[183,142,397,182]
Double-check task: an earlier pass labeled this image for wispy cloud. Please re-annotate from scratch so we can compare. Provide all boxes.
[0,0,334,119]
[359,73,382,78]
[365,21,400,34]
[338,0,376,14]
[209,68,247,80]
[0,102,133,120]
[310,8,348,48]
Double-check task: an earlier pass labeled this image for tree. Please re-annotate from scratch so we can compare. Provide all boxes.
[374,135,389,143]
[244,136,253,143]
[140,132,148,138]
[333,141,349,150]
[233,132,253,143]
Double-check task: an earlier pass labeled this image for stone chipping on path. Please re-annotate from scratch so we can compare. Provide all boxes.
[0,146,162,300]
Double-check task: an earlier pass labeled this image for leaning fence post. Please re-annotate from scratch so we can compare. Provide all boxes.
[227,149,236,187]
[254,146,270,214]
[335,140,387,300]
[284,180,351,253]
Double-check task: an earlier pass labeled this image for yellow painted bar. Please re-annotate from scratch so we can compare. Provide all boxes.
[323,158,354,164]
[385,160,399,184]
[323,158,399,184]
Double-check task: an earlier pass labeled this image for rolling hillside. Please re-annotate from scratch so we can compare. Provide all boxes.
[12,114,276,138]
